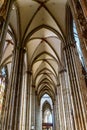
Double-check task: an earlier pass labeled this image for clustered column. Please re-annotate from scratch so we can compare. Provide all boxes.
[1,46,25,130]
[35,92,42,130]
[56,82,66,130]
[25,70,32,130]
[64,43,86,130]
[68,1,87,127]
[65,4,87,129]
[55,85,61,130]
[31,86,35,130]
[55,79,73,130]
[53,100,57,130]
[19,65,27,130]
[58,69,74,130]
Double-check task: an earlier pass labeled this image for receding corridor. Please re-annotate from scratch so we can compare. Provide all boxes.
[0,0,87,130]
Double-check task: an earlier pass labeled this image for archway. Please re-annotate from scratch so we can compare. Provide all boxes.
[41,94,53,130]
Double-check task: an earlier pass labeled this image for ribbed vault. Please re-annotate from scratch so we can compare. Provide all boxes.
[27,28,62,100]
[0,0,67,102]
[1,1,87,130]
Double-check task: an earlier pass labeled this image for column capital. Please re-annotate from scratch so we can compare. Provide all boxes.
[35,90,38,95]
[12,46,26,54]
[56,84,60,87]
[59,68,67,74]
[16,45,26,52]
[25,70,32,75]
[32,84,35,88]
[63,41,76,50]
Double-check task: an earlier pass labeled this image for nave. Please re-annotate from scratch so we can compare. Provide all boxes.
[0,0,87,130]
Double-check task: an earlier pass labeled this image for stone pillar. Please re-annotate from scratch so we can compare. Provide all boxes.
[58,69,74,130]
[51,109,54,130]
[68,1,87,128]
[40,103,42,130]
[55,84,62,130]
[25,70,32,130]
[65,5,87,129]
[31,86,35,130]
[56,84,66,130]
[1,46,25,130]
[71,43,87,129]
[0,0,15,63]
[19,66,27,130]
[53,101,56,130]
[63,43,87,130]
[35,92,42,130]
[56,86,61,130]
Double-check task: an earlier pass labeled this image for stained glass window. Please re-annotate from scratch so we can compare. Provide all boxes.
[73,22,86,69]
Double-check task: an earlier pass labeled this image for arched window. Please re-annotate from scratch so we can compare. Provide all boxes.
[41,94,53,130]
[44,109,52,123]
[73,21,87,85]
[73,21,86,69]
[73,21,86,71]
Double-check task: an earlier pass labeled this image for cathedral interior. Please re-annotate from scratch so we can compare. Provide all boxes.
[0,0,87,130]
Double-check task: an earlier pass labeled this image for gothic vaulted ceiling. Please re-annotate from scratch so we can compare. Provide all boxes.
[1,0,67,101]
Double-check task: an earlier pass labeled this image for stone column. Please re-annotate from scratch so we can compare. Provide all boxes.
[19,65,27,130]
[25,70,32,130]
[35,92,42,130]
[56,86,61,130]
[58,69,74,130]
[56,83,66,130]
[55,84,62,130]
[51,109,54,130]
[31,86,35,130]
[0,0,15,63]
[63,43,87,130]
[1,46,25,130]
[71,43,87,129]
[65,5,87,129]
[68,1,87,128]
[53,101,56,130]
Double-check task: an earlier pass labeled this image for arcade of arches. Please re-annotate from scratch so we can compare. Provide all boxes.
[0,0,87,130]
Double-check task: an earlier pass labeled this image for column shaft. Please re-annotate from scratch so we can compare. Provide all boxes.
[53,101,56,130]
[1,47,25,130]
[56,87,61,130]
[19,69,27,130]
[65,5,87,129]
[59,70,74,130]
[31,87,35,129]
[68,1,87,127]
[64,44,86,130]
[35,94,42,130]
[25,71,32,130]
[56,85,65,130]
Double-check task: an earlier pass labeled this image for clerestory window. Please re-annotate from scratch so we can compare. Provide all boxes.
[73,21,86,70]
